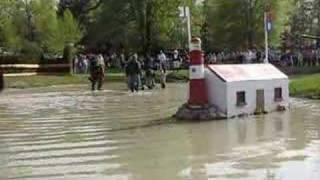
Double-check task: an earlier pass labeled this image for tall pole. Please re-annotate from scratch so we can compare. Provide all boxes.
[264,11,269,63]
[186,7,192,51]
[179,6,192,50]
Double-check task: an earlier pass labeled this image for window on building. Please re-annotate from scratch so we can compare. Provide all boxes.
[237,91,246,106]
[274,88,283,101]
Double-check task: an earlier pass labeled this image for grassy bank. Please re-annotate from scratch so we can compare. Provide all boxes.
[166,69,320,99]
[164,70,189,82]
[4,73,125,89]
[4,70,189,89]
[4,69,320,100]
[290,73,320,99]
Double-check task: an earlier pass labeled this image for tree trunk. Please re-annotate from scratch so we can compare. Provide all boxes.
[63,44,75,75]
[132,0,146,54]
[145,1,152,55]
[25,0,35,41]
[248,6,254,49]
[244,0,254,49]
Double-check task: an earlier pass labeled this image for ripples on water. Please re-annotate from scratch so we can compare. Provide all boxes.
[0,84,319,180]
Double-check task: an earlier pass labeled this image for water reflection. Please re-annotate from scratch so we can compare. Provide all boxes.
[0,84,319,180]
[180,99,320,180]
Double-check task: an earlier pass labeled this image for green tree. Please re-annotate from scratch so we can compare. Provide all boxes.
[85,0,205,54]
[58,0,102,26]
[203,0,294,51]
[0,0,16,45]
[0,0,24,51]
[0,0,83,58]
[288,0,320,49]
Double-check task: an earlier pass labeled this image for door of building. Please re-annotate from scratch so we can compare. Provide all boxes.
[256,89,265,114]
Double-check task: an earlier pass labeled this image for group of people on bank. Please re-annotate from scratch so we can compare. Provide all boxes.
[76,49,189,72]
[80,51,169,92]
[205,46,320,66]
[279,48,320,67]
[205,50,264,64]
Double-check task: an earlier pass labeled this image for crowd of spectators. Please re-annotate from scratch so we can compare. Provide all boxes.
[205,47,320,67]
[72,49,191,74]
[73,46,320,75]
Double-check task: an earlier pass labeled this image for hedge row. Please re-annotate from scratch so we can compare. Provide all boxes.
[0,56,68,64]
[1,67,70,74]
[279,66,320,76]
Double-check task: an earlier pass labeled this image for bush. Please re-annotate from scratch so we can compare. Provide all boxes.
[20,41,43,59]
[0,55,67,64]
[0,55,39,64]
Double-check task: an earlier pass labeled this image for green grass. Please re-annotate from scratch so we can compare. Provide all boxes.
[5,74,125,89]
[166,70,320,99]
[166,70,189,82]
[6,69,320,100]
[153,69,189,83]
[3,70,189,89]
[290,73,320,99]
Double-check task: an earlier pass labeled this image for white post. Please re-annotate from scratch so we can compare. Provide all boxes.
[264,11,269,63]
[186,7,192,51]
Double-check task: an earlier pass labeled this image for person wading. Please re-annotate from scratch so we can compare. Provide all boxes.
[144,54,156,89]
[125,54,141,92]
[89,55,105,91]
[158,50,167,89]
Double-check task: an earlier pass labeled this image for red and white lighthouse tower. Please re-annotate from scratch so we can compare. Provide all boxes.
[188,37,208,107]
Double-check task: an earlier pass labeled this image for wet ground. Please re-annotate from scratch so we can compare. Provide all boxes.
[0,83,319,180]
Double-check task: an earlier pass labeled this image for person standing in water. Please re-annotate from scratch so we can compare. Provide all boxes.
[89,54,105,91]
[158,50,167,89]
[125,53,141,92]
[144,54,156,89]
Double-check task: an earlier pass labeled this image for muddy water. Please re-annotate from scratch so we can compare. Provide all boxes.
[0,84,319,180]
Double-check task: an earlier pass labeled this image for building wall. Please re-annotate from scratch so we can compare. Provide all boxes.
[205,69,227,114]
[226,79,289,118]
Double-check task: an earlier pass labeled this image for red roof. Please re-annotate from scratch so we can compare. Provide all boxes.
[207,64,288,82]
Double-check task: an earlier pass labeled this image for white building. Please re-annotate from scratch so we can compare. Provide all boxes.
[205,64,289,118]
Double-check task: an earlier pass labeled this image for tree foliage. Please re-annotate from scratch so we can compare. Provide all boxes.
[0,0,83,58]
[1,0,315,58]
[288,0,320,48]
[57,0,102,26]
[202,0,294,52]
[85,0,198,54]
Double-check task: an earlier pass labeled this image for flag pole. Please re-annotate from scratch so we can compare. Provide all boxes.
[264,11,269,63]
[186,7,192,51]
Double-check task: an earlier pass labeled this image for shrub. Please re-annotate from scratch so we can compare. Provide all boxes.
[20,41,43,60]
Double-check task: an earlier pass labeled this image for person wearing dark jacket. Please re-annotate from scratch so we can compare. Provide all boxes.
[125,54,141,92]
[89,55,105,91]
[144,54,155,89]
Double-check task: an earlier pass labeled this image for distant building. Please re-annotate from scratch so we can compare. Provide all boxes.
[205,64,289,118]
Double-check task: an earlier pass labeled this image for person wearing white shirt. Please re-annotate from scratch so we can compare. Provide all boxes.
[158,51,167,88]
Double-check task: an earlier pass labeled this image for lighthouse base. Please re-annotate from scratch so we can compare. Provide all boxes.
[174,103,227,121]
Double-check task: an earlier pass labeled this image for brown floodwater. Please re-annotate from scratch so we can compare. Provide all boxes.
[0,83,319,180]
